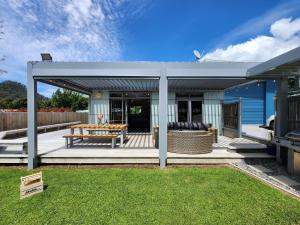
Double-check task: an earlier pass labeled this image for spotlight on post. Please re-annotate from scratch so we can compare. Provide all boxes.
[41,53,52,62]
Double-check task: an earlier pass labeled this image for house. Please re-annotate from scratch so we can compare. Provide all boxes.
[224,80,276,127]
[27,60,258,169]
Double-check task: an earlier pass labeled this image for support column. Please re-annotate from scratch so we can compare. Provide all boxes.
[159,72,168,168]
[275,78,288,163]
[238,97,242,138]
[27,62,38,169]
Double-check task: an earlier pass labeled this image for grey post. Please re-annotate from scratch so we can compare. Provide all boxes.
[275,78,289,163]
[159,70,168,168]
[238,97,242,138]
[27,62,38,169]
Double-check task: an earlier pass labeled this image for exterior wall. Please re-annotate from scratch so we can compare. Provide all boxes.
[202,91,224,134]
[88,91,176,129]
[224,81,276,124]
[89,91,110,124]
[88,90,224,134]
[151,92,176,129]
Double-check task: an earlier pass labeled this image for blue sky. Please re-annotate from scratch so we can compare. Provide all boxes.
[1,0,300,97]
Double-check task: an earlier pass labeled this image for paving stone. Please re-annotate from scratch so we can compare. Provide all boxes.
[270,175,300,186]
[248,164,273,173]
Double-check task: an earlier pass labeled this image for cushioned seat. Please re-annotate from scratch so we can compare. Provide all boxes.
[167,122,210,131]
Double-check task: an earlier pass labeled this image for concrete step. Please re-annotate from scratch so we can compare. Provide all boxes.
[227,142,267,153]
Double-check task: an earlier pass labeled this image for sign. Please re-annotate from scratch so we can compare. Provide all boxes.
[20,172,43,199]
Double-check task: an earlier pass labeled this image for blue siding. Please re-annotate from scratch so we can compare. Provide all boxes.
[225,81,268,124]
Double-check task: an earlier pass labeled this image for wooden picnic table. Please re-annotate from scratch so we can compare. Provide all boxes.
[69,124,128,147]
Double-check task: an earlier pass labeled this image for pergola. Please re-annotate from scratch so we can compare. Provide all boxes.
[27,60,257,169]
[247,46,300,173]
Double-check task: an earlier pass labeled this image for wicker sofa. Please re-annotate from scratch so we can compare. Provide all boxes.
[168,130,213,154]
[153,122,217,154]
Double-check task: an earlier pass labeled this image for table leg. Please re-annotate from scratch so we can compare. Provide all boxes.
[65,138,68,149]
[112,138,116,149]
[120,130,124,147]
[80,128,83,141]
[70,137,73,147]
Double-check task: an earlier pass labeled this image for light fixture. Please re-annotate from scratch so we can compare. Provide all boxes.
[41,53,52,62]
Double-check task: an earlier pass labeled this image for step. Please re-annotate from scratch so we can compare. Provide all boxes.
[227,142,267,153]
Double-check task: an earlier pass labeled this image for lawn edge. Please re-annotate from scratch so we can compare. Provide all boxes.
[230,164,300,202]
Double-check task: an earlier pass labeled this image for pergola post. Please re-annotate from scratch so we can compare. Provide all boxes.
[275,78,288,163]
[27,62,38,169]
[159,71,168,168]
[238,97,242,138]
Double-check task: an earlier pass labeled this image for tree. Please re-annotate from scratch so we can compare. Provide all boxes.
[50,89,88,111]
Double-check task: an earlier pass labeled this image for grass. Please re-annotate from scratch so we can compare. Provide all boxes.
[1,166,300,225]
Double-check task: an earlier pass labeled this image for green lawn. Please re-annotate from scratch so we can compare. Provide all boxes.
[1,167,300,225]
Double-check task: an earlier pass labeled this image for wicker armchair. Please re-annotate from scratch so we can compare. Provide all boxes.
[167,130,213,154]
[153,125,217,149]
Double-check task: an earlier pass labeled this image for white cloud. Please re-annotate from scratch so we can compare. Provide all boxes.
[216,0,300,47]
[270,17,300,40]
[202,17,300,62]
[0,0,150,96]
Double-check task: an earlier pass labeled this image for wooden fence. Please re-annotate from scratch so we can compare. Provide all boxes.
[0,112,88,131]
[288,95,300,132]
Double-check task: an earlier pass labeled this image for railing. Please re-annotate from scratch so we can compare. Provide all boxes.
[288,95,300,132]
[0,112,88,131]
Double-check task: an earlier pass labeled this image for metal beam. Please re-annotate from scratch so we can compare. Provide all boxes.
[38,79,92,95]
[159,71,168,168]
[247,46,300,78]
[27,62,38,169]
[31,61,256,79]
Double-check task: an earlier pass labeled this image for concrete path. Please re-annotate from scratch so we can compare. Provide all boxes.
[242,124,273,141]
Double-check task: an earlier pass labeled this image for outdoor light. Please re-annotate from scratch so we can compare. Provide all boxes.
[41,53,52,62]
[95,91,102,99]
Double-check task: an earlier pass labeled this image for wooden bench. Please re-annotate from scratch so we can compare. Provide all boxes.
[0,140,28,154]
[63,134,118,149]
[1,121,82,139]
[86,129,127,147]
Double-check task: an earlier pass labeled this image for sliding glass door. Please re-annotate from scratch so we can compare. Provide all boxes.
[177,99,202,123]
[178,101,189,122]
[110,99,125,124]
[191,101,202,122]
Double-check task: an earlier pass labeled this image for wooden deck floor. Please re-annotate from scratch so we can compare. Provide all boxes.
[0,129,275,165]
[123,133,154,148]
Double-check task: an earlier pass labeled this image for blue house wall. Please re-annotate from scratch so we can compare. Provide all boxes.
[224,80,276,124]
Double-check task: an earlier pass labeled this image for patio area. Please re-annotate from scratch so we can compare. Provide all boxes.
[23,57,297,169]
[0,128,274,164]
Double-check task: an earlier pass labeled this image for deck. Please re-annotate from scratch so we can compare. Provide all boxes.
[0,129,275,165]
